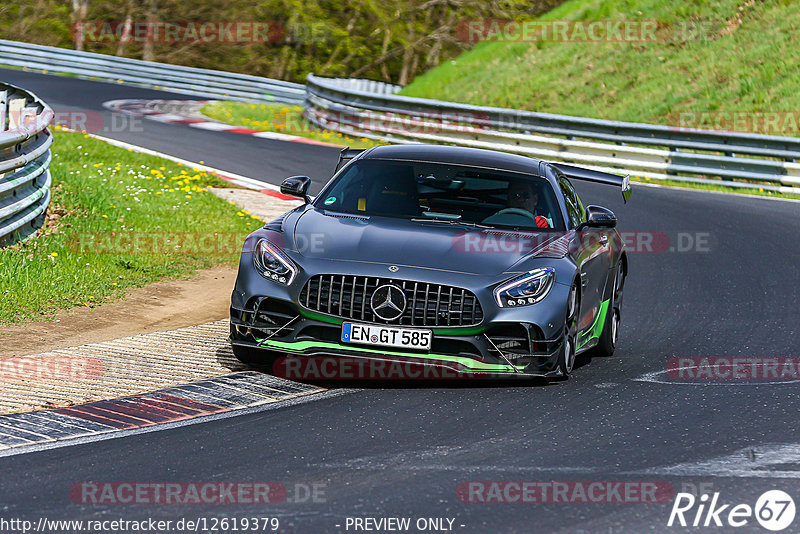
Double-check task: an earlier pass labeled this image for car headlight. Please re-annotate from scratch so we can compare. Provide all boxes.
[253,239,296,285]
[494,267,555,307]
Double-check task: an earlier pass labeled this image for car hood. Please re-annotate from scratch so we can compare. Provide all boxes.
[291,208,566,276]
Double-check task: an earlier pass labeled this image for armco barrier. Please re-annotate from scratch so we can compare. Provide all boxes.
[2,38,799,195]
[305,74,800,195]
[0,39,305,105]
[0,82,53,246]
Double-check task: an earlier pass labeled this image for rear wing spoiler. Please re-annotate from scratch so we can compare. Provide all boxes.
[551,163,632,203]
[335,147,366,172]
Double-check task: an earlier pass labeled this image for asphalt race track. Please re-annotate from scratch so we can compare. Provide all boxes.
[0,68,341,192]
[2,68,800,533]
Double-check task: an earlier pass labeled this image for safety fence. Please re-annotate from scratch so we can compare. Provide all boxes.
[305,74,800,195]
[0,82,53,246]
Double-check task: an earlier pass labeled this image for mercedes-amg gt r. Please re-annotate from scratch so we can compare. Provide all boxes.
[230,144,631,379]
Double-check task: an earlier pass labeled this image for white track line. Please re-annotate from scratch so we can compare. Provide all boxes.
[630,443,800,479]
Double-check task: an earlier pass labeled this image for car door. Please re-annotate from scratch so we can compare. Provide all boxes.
[556,172,612,348]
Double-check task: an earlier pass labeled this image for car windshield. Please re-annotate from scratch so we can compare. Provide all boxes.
[315,158,565,230]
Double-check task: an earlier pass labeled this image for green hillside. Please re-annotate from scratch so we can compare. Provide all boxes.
[401,0,800,134]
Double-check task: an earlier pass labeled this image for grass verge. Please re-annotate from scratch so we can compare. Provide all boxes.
[630,176,800,201]
[200,102,379,149]
[401,0,800,130]
[0,128,261,324]
[397,0,800,200]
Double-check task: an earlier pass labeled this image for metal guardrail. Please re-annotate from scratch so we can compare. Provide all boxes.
[0,82,53,246]
[2,39,799,195]
[305,74,800,195]
[0,39,305,105]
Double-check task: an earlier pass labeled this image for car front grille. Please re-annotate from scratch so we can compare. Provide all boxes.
[299,275,483,327]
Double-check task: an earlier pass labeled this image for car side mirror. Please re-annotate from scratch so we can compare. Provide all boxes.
[280,175,312,203]
[577,205,617,230]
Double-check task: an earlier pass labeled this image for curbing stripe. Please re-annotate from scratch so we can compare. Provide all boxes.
[149,392,225,413]
[0,433,34,447]
[21,411,116,434]
[133,396,208,416]
[0,424,50,443]
[224,371,318,395]
[0,416,78,439]
[105,399,190,423]
[0,371,322,451]
[0,371,324,452]
[103,98,345,148]
[0,322,329,451]
[167,385,242,408]
[55,406,142,428]
[180,380,279,406]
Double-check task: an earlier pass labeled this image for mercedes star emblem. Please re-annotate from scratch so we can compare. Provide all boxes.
[388,265,399,273]
[370,284,406,321]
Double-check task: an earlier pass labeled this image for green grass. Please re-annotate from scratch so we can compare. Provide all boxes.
[201,102,379,149]
[630,176,800,200]
[396,0,800,199]
[402,0,800,132]
[0,128,262,324]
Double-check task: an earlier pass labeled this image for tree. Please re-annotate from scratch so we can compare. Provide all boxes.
[71,0,89,51]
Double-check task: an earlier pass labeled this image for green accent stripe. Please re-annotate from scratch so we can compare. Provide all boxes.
[257,338,524,373]
[578,298,610,349]
[298,309,344,326]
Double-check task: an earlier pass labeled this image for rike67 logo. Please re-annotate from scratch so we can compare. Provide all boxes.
[668,490,795,531]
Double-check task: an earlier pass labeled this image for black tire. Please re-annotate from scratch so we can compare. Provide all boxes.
[592,264,624,358]
[556,283,580,378]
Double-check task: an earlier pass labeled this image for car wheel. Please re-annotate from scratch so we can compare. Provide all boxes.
[556,283,579,378]
[592,265,624,357]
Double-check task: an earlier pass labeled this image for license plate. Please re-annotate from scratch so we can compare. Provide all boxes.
[341,322,432,351]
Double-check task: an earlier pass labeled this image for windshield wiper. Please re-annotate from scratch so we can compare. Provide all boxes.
[421,211,462,221]
[411,215,493,229]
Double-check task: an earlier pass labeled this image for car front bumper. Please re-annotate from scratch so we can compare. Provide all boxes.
[230,289,570,379]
